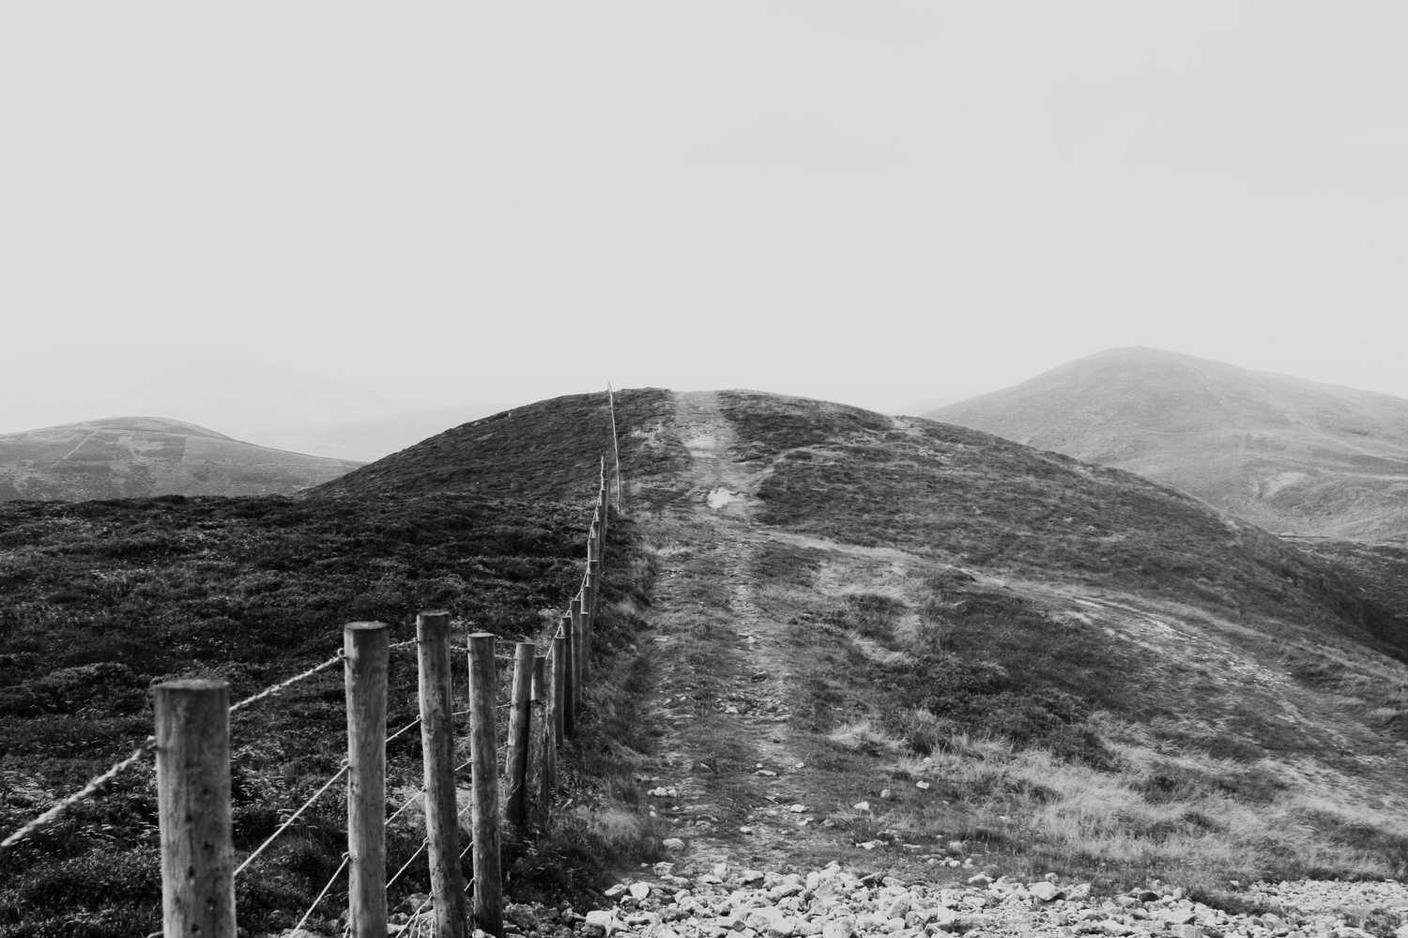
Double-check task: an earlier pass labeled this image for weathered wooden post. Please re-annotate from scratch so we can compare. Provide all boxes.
[579,582,594,684]
[466,633,504,935]
[530,654,552,825]
[344,622,389,938]
[588,526,602,628]
[416,611,468,938]
[155,679,236,938]
[570,595,587,710]
[505,641,535,831]
[561,613,576,738]
[551,629,566,745]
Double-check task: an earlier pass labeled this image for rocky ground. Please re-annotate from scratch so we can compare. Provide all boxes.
[476,863,1408,938]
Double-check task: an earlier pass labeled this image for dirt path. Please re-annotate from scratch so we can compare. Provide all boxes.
[633,392,840,871]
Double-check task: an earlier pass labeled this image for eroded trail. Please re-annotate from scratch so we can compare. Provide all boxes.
[632,393,937,873]
[635,391,815,869]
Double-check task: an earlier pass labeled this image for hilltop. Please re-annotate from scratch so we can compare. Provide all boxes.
[6,388,1408,936]
[612,390,1408,901]
[930,347,1408,542]
[0,416,363,500]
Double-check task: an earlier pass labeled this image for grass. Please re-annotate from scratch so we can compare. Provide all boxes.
[0,417,360,501]
[715,390,1408,903]
[0,390,675,937]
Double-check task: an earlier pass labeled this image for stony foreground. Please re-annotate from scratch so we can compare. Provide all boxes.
[482,864,1408,938]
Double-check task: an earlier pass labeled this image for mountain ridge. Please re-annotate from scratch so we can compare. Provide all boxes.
[6,387,1408,935]
[929,347,1408,542]
[0,415,362,500]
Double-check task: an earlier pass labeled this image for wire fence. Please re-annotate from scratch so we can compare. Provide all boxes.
[0,388,626,937]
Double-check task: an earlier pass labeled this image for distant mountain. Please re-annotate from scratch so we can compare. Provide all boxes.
[930,347,1408,541]
[0,416,362,500]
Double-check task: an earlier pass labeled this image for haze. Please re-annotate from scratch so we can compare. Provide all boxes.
[4,2,1405,459]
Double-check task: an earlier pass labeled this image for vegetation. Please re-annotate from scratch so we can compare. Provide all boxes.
[0,416,361,501]
[0,389,675,937]
[929,346,1408,542]
[719,390,1408,901]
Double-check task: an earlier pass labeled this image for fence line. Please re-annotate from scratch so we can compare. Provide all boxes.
[3,390,623,937]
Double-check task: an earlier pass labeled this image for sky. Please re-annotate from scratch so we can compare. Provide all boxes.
[3,2,1406,457]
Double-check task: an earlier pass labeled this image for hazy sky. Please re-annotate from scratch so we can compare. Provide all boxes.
[3,2,1406,452]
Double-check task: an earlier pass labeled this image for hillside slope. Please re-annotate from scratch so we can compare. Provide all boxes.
[8,387,1408,934]
[618,389,1408,904]
[0,417,362,500]
[0,391,674,936]
[929,347,1408,542]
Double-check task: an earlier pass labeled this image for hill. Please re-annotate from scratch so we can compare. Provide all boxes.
[6,387,1408,935]
[0,417,363,500]
[617,390,1408,906]
[0,390,673,936]
[929,347,1408,542]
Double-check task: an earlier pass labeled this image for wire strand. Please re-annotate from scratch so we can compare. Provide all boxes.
[0,737,155,851]
[385,716,422,745]
[229,653,343,715]
[387,838,429,888]
[233,763,350,878]
[400,891,437,936]
[386,790,424,826]
[293,853,350,933]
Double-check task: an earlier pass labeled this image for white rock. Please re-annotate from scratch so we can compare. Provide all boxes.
[789,804,809,813]
[852,801,871,812]
[767,917,798,937]
[1029,882,1060,902]
[662,837,687,852]
[915,781,930,790]
[930,908,959,928]
[630,883,652,900]
[585,910,618,936]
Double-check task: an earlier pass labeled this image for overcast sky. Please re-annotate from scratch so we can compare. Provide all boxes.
[3,2,1405,454]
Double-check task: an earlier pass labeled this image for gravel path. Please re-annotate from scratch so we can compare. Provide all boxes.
[487,865,1408,938]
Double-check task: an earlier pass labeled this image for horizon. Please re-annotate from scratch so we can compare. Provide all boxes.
[4,4,1406,457]
[2,343,1406,462]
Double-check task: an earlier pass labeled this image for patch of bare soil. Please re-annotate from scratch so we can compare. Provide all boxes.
[629,393,944,876]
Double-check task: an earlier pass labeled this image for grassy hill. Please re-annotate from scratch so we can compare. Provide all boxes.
[631,390,1408,897]
[0,417,363,501]
[929,347,1408,542]
[6,386,1408,934]
[0,390,673,937]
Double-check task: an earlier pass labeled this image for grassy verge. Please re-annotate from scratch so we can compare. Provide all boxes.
[718,391,1408,905]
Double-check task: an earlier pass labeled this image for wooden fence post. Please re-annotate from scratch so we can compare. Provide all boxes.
[579,583,594,684]
[344,622,389,938]
[530,654,552,826]
[551,630,566,746]
[505,642,535,831]
[155,679,235,938]
[561,613,576,738]
[570,595,586,711]
[416,611,468,938]
[467,633,503,935]
[588,524,601,594]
